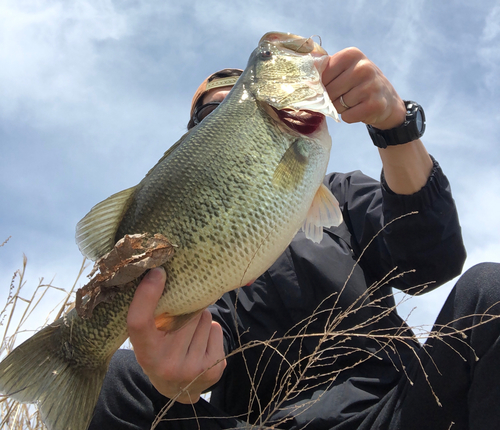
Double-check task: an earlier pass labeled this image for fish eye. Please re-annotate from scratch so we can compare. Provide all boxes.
[260,50,272,59]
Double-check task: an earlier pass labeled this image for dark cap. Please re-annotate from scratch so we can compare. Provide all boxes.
[188,68,243,129]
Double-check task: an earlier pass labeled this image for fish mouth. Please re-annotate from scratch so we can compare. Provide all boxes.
[259,32,327,57]
[273,107,325,135]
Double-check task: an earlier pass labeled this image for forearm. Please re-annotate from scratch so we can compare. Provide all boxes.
[378,139,433,195]
[381,158,466,292]
[328,161,466,293]
[369,94,433,196]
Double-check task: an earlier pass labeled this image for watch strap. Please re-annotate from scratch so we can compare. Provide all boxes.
[367,100,425,148]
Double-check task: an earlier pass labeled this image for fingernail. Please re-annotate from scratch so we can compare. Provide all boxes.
[145,267,166,283]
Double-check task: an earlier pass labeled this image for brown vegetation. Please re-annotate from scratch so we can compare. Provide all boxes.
[0,251,87,430]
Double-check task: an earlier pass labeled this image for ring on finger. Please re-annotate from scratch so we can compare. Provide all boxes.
[339,95,351,110]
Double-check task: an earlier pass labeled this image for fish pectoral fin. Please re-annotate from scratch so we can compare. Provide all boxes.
[155,310,204,333]
[272,139,309,190]
[302,183,343,243]
[76,186,138,261]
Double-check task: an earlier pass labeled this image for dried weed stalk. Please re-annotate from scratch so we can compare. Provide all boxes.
[1,214,498,430]
[0,255,88,430]
[152,214,500,429]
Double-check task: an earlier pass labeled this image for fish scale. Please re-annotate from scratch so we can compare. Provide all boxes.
[0,31,343,430]
[115,88,309,316]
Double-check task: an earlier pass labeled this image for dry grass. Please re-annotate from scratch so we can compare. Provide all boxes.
[0,245,88,430]
[1,229,499,430]
[151,214,500,429]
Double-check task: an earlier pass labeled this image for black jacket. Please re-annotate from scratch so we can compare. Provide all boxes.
[209,158,466,428]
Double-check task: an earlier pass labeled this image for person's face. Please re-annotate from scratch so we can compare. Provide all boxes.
[202,87,233,104]
[192,86,233,127]
[202,86,232,105]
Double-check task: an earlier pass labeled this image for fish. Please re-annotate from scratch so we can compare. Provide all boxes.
[0,31,342,430]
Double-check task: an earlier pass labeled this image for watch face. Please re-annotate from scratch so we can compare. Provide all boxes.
[416,109,424,133]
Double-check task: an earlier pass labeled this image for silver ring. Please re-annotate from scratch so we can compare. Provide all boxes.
[339,95,350,110]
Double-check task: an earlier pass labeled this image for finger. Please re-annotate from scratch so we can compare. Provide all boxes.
[322,48,359,87]
[206,321,225,362]
[328,64,372,114]
[322,48,365,97]
[333,84,369,122]
[326,70,357,115]
[323,48,381,117]
[186,309,213,358]
[202,321,226,383]
[334,92,357,115]
[170,311,207,358]
[127,267,166,348]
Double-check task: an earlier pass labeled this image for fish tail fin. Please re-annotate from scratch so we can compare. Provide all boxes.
[0,322,108,430]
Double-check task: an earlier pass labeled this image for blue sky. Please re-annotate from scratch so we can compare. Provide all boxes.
[1,0,499,337]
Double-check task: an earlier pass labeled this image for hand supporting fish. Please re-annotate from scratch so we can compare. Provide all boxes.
[128,268,227,405]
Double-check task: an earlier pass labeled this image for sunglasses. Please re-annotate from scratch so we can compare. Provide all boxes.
[192,101,221,126]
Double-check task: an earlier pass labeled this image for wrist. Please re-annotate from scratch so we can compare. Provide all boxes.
[367,101,426,149]
[373,99,407,130]
[378,140,433,195]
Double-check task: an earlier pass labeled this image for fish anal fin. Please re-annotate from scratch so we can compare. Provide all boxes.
[155,310,204,333]
[302,183,343,243]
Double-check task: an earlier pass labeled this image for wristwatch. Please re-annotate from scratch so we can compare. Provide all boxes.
[367,100,426,149]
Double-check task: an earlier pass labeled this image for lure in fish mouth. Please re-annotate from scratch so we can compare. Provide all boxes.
[0,31,342,430]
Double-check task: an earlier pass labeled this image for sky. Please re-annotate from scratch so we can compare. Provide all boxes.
[1,0,500,339]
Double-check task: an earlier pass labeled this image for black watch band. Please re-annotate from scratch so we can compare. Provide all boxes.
[367,100,426,149]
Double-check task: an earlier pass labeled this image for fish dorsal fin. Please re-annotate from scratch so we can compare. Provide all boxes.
[75,132,190,261]
[76,186,137,261]
[302,183,343,243]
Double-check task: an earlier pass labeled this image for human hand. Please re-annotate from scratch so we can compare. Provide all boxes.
[322,47,406,130]
[127,267,226,404]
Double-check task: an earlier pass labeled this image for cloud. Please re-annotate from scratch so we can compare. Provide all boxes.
[0,0,499,341]
[0,1,127,119]
[457,166,500,255]
[479,4,500,94]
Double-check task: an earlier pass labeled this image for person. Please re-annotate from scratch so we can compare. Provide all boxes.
[89,48,500,430]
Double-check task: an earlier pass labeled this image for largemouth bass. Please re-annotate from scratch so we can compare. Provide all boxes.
[0,31,342,430]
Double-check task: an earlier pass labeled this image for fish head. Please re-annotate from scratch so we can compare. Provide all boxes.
[243,31,339,125]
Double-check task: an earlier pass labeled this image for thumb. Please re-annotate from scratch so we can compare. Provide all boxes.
[127,267,166,336]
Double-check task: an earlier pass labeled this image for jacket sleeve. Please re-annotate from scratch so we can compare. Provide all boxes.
[326,156,466,295]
